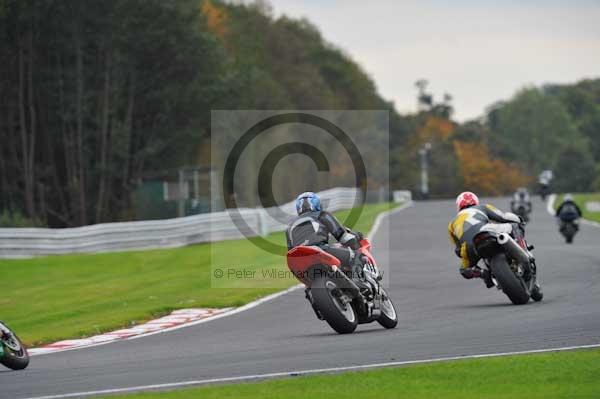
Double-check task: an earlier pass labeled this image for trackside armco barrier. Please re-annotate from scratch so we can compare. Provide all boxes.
[1,187,411,258]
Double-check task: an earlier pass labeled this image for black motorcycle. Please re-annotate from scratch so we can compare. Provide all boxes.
[473,226,543,305]
[539,184,550,201]
[559,220,578,244]
[0,321,29,370]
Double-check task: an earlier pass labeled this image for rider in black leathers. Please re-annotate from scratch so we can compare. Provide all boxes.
[555,194,583,231]
[286,192,369,293]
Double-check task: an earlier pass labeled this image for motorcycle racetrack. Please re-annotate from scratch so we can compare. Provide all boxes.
[2,198,600,399]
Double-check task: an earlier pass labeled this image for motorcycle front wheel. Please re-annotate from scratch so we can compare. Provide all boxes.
[0,322,29,370]
[311,275,358,334]
[377,287,398,329]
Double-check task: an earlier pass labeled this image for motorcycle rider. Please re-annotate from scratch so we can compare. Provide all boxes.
[555,194,582,231]
[510,187,532,214]
[286,192,370,295]
[448,191,528,288]
[538,170,553,199]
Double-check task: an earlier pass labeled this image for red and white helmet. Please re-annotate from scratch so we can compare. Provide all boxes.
[456,191,479,212]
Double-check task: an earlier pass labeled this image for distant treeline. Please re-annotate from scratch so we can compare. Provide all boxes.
[408,79,600,200]
[0,0,598,227]
[488,81,600,193]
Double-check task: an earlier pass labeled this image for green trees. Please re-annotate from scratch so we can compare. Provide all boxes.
[395,79,600,197]
[0,0,228,226]
[1,0,597,227]
[0,0,402,226]
[553,146,596,192]
[487,83,600,193]
[548,80,600,161]
[487,88,583,173]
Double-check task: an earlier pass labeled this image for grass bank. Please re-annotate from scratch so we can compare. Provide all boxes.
[100,349,600,399]
[0,202,396,346]
[555,193,600,223]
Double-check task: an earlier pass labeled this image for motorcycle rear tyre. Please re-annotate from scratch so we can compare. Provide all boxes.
[312,275,358,334]
[491,254,530,305]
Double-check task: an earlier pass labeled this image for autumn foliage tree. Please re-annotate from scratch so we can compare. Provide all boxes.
[2,0,595,227]
[202,0,228,42]
[410,115,461,196]
[453,141,530,195]
[403,108,531,198]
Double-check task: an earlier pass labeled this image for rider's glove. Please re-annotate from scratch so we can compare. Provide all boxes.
[340,231,360,250]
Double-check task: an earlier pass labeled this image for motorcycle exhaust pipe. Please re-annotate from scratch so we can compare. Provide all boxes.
[497,233,531,265]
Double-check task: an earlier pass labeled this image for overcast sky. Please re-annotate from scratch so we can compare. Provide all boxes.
[269,0,600,121]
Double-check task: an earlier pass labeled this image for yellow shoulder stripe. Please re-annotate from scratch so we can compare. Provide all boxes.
[451,212,469,239]
[485,204,498,211]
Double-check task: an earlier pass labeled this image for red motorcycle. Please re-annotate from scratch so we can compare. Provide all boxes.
[286,235,398,334]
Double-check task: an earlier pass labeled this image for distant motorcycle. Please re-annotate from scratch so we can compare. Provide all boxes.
[286,234,398,334]
[511,203,531,224]
[0,321,29,370]
[559,219,579,244]
[472,225,543,305]
[539,184,550,201]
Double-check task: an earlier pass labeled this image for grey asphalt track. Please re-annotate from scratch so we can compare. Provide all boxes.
[2,198,600,399]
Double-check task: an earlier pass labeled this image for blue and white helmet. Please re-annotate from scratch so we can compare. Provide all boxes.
[295,192,321,215]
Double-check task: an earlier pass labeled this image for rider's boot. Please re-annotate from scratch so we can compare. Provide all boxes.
[305,289,323,320]
[350,256,372,298]
[480,269,495,289]
[461,266,494,289]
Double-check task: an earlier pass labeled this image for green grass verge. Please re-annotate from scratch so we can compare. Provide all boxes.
[0,202,396,346]
[555,193,600,223]
[99,349,600,399]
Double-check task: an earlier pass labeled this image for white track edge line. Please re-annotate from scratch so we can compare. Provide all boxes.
[546,194,556,215]
[29,284,304,357]
[21,343,600,399]
[30,201,413,357]
[367,200,413,239]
